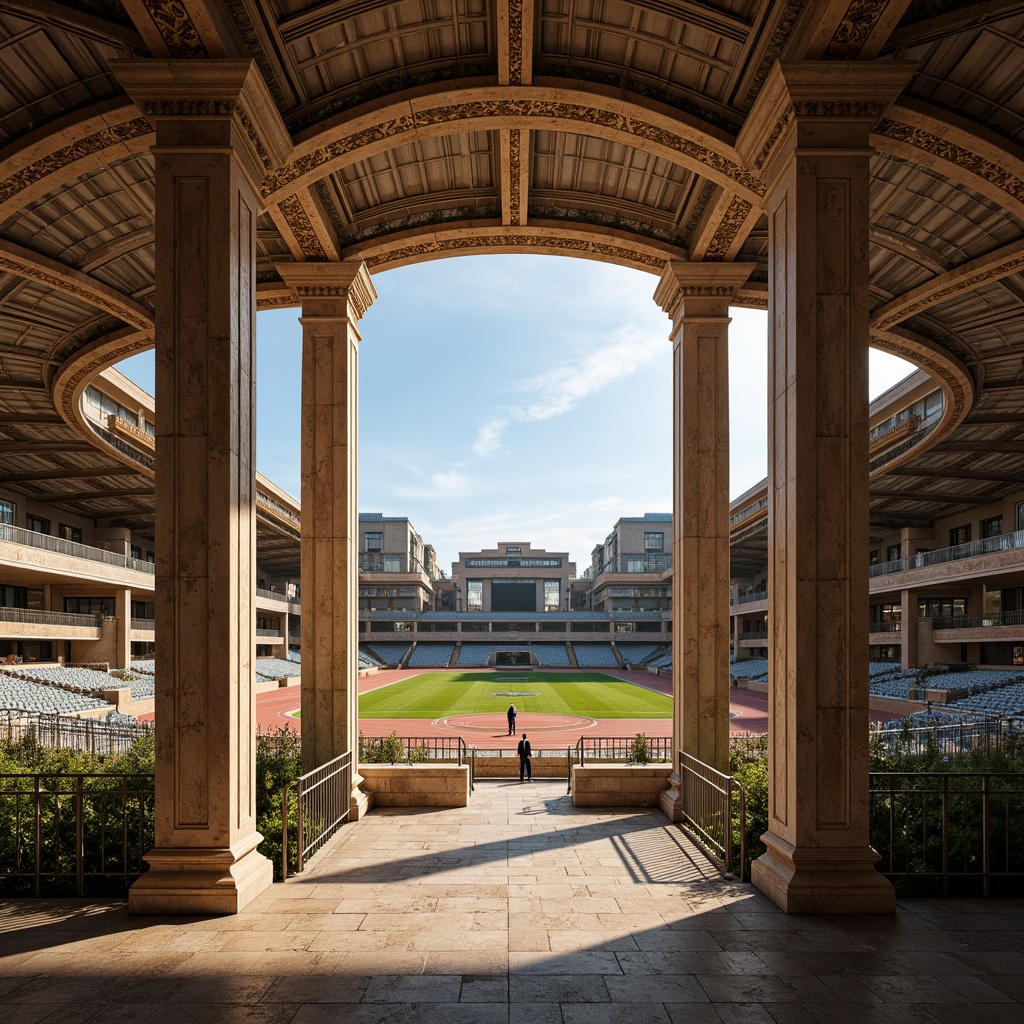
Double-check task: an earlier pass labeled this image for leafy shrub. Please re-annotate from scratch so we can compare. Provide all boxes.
[628,732,650,765]
[359,731,407,763]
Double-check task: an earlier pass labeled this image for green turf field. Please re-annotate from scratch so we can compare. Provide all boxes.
[359,671,671,719]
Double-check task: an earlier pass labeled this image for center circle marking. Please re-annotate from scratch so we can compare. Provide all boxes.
[435,712,597,732]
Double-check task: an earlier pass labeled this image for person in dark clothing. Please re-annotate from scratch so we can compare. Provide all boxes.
[507,704,517,735]
[518,734,532,782]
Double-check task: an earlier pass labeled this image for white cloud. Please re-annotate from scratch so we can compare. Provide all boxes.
[470,326,664,457]
[471,418,508,456]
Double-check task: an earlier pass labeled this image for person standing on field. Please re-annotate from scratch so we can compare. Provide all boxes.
[518,733,532,782]
[507,704,517,735]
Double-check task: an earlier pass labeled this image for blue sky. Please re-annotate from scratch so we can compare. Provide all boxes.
[117,255,913,574]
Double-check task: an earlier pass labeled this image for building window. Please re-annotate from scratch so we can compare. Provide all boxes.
[1017,502,1024,534]
[58,523,83,543]
[543,580,559,612]
[131,544,142,559]
[0,499,15,526]
[365,532,383,551]
[918,597,967,619]
[467,580,483,611]
[869,549,879,565]
[64,597,116,616]
[949,524,971,546]
[886,544,900,562]
[644,532,664,551]
[383,556,401,572]
[26,515,49,534]
[625,557,645,572]
[982,516,1003,539]
[505,546,522,555]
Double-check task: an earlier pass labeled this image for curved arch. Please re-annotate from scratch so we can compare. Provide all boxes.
[0,99,152,223]
[263,84,763,206]
[874,99,1024,223]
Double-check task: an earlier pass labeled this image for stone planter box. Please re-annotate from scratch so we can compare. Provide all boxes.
[571,765,673,808]
[358,764,470,807]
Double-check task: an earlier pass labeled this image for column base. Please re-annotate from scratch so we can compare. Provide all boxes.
[751,831,895,914]
[659,773,682,823]
[350,773,375,821]
[128,841,273,916]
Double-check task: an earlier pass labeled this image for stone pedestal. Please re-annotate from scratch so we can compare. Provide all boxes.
[654,263,753,820]
[739,61,914,914]
[276,262,377,794]
[113,60,290,914]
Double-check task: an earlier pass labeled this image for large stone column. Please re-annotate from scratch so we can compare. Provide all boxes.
[275,262,377,817]
[114,60,290,914]
[739,61,913,913]
[654,263,752,823]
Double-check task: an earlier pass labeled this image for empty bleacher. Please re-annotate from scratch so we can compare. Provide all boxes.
[570,643,619,668]
[363,642,412,667]
[0,672,113,715]
[729,658,768,681]
[254,657,299,680]
[615,643,662,667]
[407,643,455,668]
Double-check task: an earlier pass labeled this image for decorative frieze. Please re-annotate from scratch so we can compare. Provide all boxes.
[825,0,892,58]
[264,99,763,201]
[702,196,754,262]
[0,119,151,209]
[137,0,208,58]
[278,194,328,261]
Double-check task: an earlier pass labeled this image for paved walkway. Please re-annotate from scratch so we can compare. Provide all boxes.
[2,782,1022,1023]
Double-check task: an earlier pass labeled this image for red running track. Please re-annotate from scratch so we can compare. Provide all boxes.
[252,668,900,749]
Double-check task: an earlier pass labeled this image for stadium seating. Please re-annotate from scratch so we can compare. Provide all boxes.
[532,644,571,666]
[254,657,298,679]
[615,643,662,666]
[571,643,619,668]
[363,642,412,667]
[729,658,768,681]
[407,643,455,667]
[0,671,112,715]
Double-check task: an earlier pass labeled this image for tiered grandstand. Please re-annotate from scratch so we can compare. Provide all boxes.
[362,642,412,667]
[0,671,113,715]
[407,643,455,668]
[730,658,768,681]
[571,643,619,668]
[254,657,299,679]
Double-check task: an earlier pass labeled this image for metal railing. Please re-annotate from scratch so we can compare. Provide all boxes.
[130,617,155,631]
[869,771,1024,897]
[733,591,767,606]
[869,528,1024,578]
[256,628,281,637]
[739,630,767,641]
[572,735,674,764]
[871,716,1023,759]
[86,420,155,471]
[678,751,747,880]
[729,495,768,528]
[932,609,1024,631]
[358,734,471,768]
[0,771,154,897]
[0,607,101,628]
[0,524,156,574]
[281,751,353,880]
[0,709,153,754]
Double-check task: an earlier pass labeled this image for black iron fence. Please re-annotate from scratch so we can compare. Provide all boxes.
[0,772,154,897]
[678,751,746,880]
[572,735,674,764]
[870,771,1024,897]
[871,716,1023,759]
[281,752,353,879]
[0,710,153,755]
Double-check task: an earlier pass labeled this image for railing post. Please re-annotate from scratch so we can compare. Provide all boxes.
[75,775,84,898]
[281,784,290,881]
[982,773,990,899]
[296,779,305,876]
[33,774,41,898]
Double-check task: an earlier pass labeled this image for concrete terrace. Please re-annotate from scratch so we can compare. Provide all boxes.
[1,781,1022,1024]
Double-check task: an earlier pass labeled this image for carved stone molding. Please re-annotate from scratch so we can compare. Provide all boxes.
[0,118,152,211]
[875,118,1024,209]
[702,196,755,262]
[0,241,153,332]
[824,0,893,58]
[278,194,328,261]
[111,59,292,187]
[352,231,673,274]
[266,95,762,203]
[872,240,1024,330]
[508,129,523,226]
[129,0,209,58]
[275,261,377,322]
[653,262,756,321]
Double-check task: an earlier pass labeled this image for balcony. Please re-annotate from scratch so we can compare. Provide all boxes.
[869,529,1024,583]
[930,609,1024,642]
[0,525,156,577]
[0,606,102,639]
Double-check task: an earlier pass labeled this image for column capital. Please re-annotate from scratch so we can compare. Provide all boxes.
[654,261,755,325]
[275,261,378,322]
[110,58,292,187]
[738,60,917,185]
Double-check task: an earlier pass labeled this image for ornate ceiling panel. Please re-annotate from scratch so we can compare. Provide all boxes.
[894,12,1024,145]
[0,10,132,145]
[0,0,1021,535]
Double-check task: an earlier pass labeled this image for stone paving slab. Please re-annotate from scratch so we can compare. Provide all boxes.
[1,780,1022,1023]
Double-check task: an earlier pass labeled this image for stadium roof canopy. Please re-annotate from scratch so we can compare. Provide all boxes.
[1,0,1024,561]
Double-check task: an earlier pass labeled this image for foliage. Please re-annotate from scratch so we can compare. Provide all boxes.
[729,736,1024,895]
[0,728,305,894]
[627,732,650,764]
[359,731,407,763]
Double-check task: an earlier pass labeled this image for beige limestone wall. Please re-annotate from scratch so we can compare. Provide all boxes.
[571,765,673,808]
[358,765,470,807]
